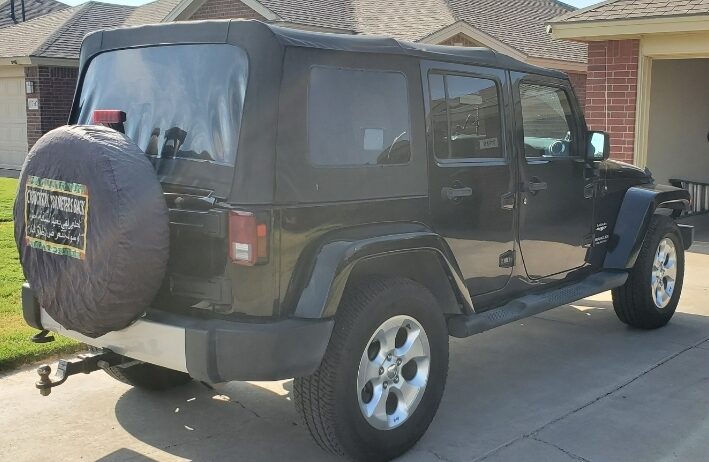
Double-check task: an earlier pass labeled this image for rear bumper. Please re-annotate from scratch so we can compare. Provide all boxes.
[23,284,334,383]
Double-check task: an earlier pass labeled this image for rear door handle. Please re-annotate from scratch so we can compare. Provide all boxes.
[442,186,473,201]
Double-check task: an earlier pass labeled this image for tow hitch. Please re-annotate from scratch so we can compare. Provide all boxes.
[35,350,123,396]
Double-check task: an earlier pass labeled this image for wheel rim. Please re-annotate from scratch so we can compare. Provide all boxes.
[651,237,677,309]
[356,314,431,431]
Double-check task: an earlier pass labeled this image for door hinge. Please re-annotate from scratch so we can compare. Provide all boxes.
[582,233,594,248]
[584,183,595,199]
[499,250,515,268]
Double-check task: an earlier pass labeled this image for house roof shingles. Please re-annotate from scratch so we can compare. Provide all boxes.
[0,0,587,64]
[0,0,68,28]
[551,0,709,23]
[258,0,586,63]
[35,2,134,58]
[447,0,586,62]
[124,0,182,27]
[0,0,181,60]
[0,5,75,58]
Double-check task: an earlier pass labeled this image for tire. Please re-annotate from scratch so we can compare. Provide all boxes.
[14,125,169,338]
[293,278,449,461]
[90,348,191,391]
[612,215,685,329]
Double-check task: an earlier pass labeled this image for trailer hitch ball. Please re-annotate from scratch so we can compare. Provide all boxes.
[36,364,53,396]
[33,350,122,396]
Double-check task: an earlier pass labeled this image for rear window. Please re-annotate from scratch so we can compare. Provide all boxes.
[307,67,411,166]
[76,44,248,166]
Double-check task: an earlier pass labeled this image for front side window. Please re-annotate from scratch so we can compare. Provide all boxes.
[519,83,576,158]
[308,67,411,166]
[429,73,503,160]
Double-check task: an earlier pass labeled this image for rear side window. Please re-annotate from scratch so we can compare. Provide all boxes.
[307,67,411,166]
[429,73,503,160]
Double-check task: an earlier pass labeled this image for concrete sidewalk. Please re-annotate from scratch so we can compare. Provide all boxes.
[1,251,708,462]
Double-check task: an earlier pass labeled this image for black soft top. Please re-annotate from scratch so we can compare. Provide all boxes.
[74,20,567,203]
[79,19,567,79]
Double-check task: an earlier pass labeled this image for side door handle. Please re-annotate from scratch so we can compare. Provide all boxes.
[527,177,548,195]
[441,186,473,201]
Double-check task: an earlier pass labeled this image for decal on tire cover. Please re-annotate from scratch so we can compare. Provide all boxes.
[24,175,88,259]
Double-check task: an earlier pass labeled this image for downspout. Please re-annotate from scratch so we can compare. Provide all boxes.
[21,0,26,21]
[10,0,17,23]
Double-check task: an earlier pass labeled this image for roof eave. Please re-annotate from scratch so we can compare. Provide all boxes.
[273,20,355,35]
[0,56,79,66]
[167,0,281,21]
[548,14,709,41]
[418,20,529,61]
[527,56,586,73]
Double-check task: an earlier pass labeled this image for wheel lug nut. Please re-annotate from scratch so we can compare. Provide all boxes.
[394,376,399,383]
[379,367,384,375]
[396,358,402,366]
[386,353,392,361]
[383,381,388,389]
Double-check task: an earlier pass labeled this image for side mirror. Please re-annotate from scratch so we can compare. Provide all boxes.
[586,131,610,162]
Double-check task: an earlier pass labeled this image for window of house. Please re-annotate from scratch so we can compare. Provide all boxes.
[519,83,576,158]
[307,67,411,167]
[429,73,503,160]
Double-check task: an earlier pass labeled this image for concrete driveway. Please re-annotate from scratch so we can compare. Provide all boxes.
[2,251,709,462]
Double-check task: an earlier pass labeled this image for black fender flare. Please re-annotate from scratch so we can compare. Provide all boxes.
[604,183,690,269]
[291,226,473,319]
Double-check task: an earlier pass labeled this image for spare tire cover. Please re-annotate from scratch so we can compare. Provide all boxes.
[14,125,169,338]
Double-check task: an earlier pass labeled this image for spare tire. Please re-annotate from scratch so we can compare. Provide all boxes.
[14,125,169,338]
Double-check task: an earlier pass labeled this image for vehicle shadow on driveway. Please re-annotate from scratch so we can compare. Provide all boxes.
[110,300,709,462]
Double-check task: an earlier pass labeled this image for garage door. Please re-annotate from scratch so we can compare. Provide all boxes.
[0,75,28,170]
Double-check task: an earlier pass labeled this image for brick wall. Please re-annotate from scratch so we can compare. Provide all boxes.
[585,40,639,163]
[567,71,587,112]
[190,0,264,20]
[25,65,78,149]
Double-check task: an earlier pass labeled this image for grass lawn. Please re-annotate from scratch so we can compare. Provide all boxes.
[0,177,81,371]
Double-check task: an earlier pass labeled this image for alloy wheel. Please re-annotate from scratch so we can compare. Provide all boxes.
[356,314,431,430]
[651,237,677,309]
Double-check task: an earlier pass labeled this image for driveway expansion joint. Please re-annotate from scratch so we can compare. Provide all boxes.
[530,435,591,462]
[426,449,455,462]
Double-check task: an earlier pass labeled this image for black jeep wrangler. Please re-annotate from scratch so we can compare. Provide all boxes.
[16,20,693,461]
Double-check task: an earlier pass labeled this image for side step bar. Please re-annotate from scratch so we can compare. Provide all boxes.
[448,271,628,338]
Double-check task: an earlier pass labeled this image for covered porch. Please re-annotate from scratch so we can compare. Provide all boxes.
[548,3,709,217]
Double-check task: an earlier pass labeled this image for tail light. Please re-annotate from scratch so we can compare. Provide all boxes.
[92,110,126,133]
[228,211,268,266]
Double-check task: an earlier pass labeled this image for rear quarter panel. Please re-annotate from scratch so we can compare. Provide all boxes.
[276,198,432,317]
